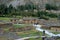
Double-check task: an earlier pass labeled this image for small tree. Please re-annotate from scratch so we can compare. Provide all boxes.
[57,14,60,20]
[48,13,58,18]
[25,2,35,11]
[17,5,25,11]
[0,4,7,16]
[45,4,58,10]
[8,4,17,17]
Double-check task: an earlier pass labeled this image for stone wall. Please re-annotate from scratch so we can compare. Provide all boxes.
[0,23,13,28]
[51,26,60,31]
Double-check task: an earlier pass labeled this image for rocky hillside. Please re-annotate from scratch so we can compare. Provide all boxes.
[0,0,47,7]
[0,0,12,4]
[0,0,60,7]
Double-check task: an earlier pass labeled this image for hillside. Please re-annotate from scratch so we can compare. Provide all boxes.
[0,0,50,6]
[0,0,60,8]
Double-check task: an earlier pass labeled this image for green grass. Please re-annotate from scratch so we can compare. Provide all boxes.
[57,38,60,40]
[16,30,43,38]
[29,38,42,40]
[15,16,22,18]
[13,24,32,28]
[0,36,14,40]
[0,17,11,21]
[52,32,60,34]
[3,28,9,32]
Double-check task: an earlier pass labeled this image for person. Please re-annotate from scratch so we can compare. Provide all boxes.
[42,31,45,40]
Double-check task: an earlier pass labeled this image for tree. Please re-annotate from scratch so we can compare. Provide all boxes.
[17,5,25,11]
[25,2,34,11]
[8,4,14,13]
[37,11,49,20]
[7,4,17,17]
[45,4,51,10]
[0,4,7,16]
[48,13,57,18]
[37,11,48,17]
[57,14,60,20]
[45,4,58,10]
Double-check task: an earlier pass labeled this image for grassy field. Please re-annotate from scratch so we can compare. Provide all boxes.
[52,32,60,34]
[13,24,32,28]
[16,30,43,38]
[0,17,11,21]
[2,24,33,32]
[3,28,9,32]
[16,30,44,40]
[13,24,43,38]
[0,16,22,21]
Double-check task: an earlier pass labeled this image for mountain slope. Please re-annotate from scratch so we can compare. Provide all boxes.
[0,0,60,7]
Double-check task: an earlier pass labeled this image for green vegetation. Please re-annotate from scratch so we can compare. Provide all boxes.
[0,36,14,40]
[29,38,42,40]
[2,24,32,32]
[3,28,9,32]
[13,24,26,28]
[38,11,57,20]
[52,32,60,34]
[13,24,32,28]
[45,4,58,10]
[57,38,60,40]
[0,17,10,21]
[16,30,43,38]
[0,4,58,20]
